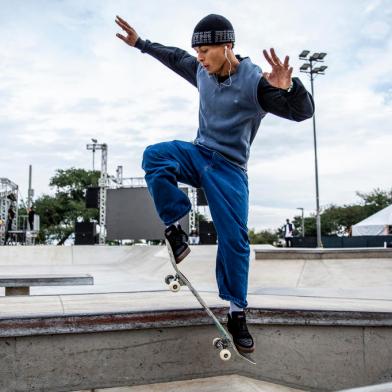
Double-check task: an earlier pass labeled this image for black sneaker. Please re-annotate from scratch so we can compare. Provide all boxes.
[164,224,190,264]
[227,311,255,353]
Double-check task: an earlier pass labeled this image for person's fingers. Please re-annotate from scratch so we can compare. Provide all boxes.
[115,19,125,29]
[115,19,131,33]
[270,48,283,66]
[116,33,128,42]
[263,49,276,67]
[283,55,290,69]
[115,17,136,35]
[116,15,131,28]
[288,67,293,77]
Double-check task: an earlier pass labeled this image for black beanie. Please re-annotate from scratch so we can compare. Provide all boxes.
[191,14,235,48]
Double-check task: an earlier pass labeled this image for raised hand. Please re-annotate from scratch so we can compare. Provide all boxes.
[262,48,293,90]
[115,15,139,47]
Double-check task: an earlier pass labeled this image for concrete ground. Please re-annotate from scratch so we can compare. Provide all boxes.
[75,374,305,391]
[74,377,392,392]
[0,245,392,318]
[0,245,392,303]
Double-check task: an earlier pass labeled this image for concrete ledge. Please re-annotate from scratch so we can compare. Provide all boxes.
[1,305,392,338]
[1,289,392,336]
[0,274,94,296]
[255,248,392,260]
[0,274,93,287]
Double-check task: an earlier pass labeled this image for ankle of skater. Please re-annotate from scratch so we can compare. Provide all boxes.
[229,301,244,315]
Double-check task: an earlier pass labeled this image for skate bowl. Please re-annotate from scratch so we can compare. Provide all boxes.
[0,245,392,391]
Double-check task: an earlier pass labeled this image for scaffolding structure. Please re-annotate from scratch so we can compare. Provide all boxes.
[87,141,200,244]
[189,187,197,233]
[0,178,19,245]
[110,176,146,188]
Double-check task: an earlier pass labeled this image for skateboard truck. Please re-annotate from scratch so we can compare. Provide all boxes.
[212,337,232,361]
[165,274,185,292]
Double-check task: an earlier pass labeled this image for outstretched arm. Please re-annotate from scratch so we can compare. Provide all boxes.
[115,16,198,87]
[258,48,314,122]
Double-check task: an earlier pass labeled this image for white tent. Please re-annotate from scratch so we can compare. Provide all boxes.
[352,204,392,236]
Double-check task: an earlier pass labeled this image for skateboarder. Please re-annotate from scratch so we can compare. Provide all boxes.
[116,14,314,353]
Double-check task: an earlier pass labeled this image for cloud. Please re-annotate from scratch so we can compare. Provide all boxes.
[0,0,391,231]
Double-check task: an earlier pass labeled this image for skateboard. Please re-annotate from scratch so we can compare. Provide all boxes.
[164,239,256,365]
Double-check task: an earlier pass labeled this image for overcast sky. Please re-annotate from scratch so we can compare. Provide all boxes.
[0,0,391,230]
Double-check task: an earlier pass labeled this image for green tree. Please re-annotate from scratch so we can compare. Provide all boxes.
[295,206,369,237]
[248,228,278,245]
[288,188,392,237]
[34,168,100,245]
[292,215,306,236]
[356,187,392,216]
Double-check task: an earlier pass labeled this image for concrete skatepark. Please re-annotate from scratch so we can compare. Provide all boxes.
[0,244,392,391]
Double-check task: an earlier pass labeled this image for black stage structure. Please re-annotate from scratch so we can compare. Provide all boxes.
[106,187,189,241]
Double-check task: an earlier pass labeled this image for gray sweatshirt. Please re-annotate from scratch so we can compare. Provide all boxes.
[135,38,314,169]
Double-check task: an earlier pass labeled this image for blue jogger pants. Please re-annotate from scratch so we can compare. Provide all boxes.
[142,140,250,308]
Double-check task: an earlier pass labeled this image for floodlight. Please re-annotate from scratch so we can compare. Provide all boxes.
[309,53,320,61]
[299,50,310,59]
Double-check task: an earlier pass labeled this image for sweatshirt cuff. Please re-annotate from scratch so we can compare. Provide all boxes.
[135,37,150,52]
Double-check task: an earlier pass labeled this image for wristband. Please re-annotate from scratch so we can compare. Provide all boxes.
[286,80,294,93]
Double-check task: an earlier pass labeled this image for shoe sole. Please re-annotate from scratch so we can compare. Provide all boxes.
[175,246,191,264]
[227,326,255,354]
[235,343,255,354]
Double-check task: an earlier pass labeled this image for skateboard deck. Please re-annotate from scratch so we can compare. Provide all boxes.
[164,239,256,365]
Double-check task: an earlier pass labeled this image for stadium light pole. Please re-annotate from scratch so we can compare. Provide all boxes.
[299,50,327,248]
[296,207,305,237]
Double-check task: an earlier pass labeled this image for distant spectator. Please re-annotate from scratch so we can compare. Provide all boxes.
[28,206,35,230]
[4,207,15,244]
[189,228,200,245]
[284,219,293,247]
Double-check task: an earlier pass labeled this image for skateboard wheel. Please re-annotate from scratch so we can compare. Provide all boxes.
[220,349,231,361]
[165,274,175,285]
[169,280,181,292]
